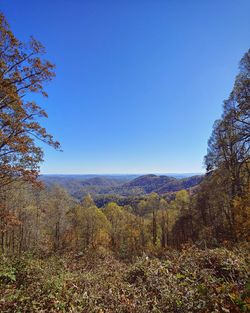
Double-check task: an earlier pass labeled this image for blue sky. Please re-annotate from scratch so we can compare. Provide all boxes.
[2,0,250,174]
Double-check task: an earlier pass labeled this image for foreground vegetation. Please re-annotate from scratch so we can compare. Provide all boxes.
[0,246,249,313]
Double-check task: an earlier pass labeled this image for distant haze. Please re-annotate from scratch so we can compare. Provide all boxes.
[41,173,203,179]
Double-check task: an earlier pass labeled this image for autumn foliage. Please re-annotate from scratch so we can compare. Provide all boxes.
[0,11,249,313]
[0,13,59,188]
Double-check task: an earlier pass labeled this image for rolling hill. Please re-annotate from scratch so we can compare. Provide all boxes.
[40,173,204,199]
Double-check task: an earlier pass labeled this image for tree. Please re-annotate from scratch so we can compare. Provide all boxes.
[0,12,59,188]
[193,171,234,244]
[205,50,250,197]
[173,190,190,214]
[170,190,193,248]
[68,194,110,250]
[104,202,125,250]
[159,198,169,248]
[46,185,73,251]
[233,186,250,241]
[204,49,250,242]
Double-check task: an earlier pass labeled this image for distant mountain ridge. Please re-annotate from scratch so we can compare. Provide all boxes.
[40,173,204,199]
[122,174,176,193]
[119,174,203,194]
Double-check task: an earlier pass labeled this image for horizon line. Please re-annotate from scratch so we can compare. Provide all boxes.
[40,172,205,175]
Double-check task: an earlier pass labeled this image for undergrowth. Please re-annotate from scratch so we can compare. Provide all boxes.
[0,245,249,312]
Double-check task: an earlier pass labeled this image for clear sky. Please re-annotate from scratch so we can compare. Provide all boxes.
[2,0,250,174]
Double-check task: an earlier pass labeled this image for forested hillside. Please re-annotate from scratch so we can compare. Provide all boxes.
[40,173,203,199]
[0,11,249,313]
